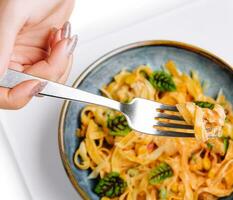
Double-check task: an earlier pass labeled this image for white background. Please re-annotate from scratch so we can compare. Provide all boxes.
[0,0,233,199]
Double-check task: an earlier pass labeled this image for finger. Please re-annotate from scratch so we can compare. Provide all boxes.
[24,35,78,81]
[50,22,71,49]
[48,35,77,70]
[48,27,57,51]
[61,22,71,40]
[47,35,77,81]
[11,44,48,66]
[48,22,73,83]
[0,1,27,75]
[9,61,24,71]
[0,80,46,110]
[50,29,62,49]
[57,55,73,83]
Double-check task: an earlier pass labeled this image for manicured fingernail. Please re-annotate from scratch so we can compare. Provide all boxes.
[61,21,71,39]
[30,81,47,97]
[67,35,78,55]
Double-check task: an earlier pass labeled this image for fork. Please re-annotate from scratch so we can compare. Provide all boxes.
[0,69,194,137]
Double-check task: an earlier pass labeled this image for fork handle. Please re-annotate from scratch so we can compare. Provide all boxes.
[0,69,121,111]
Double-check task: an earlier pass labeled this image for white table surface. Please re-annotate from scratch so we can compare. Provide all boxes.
[0,116,31,200]
[0,0,233,199]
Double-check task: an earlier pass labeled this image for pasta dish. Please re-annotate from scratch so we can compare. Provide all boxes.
[74,60,233,200]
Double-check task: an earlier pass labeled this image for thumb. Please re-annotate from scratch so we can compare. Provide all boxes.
[0,80,46,110]
[0,1,26,75]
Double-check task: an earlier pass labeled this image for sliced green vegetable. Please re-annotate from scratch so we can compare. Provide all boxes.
[123,99,131,103]
[206,142,213,150]
[223,137,229,155]
[149,71,176,92]
[194,101,214,110]
[148,162,173,185]
[107,115,131,136]
[140,70,150,79]
[94,172,127,198]
[159,188,167,200]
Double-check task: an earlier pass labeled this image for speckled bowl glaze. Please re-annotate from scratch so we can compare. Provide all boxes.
[59,41,233,200]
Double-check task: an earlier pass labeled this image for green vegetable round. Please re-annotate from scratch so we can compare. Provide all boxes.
[107,115,131,136]
[149,71,176,92]
[148,162,173,185]
[94,172,127,198]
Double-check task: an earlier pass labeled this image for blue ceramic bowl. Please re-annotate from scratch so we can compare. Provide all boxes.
[59,40,233,200]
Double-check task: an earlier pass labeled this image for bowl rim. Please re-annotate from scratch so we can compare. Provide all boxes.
[58,40,233,200]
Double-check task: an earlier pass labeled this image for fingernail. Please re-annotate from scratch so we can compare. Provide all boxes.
[30,81,47,97]
[61,21,71,39]
[67,35,78,55]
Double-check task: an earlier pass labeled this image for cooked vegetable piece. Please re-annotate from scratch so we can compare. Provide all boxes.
[123,99,131,103]
[107,115,131,136]
[206,142,213,150]
[195,101,214,110]
[94,172,127,198]
[159,188,167,200]
[223,137,229,155]
[148,162,173,185]
[149,71,176,92]
[140,70,150,79]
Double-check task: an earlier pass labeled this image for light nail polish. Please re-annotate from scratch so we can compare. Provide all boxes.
[30,81,47,97]
[61,21,71,39]
[67,35,78,55]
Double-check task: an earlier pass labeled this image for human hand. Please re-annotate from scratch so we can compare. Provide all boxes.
[0,0,76,109]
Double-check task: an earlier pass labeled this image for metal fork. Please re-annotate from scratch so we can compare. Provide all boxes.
[0,69,194,137]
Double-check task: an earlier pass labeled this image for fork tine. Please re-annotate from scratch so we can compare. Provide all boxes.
[155,113,184,121]
[151,130,194,137]
[153,126,194,134]
[158,104,178,111]
[157,109,182,117]
[154,121,193,129]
